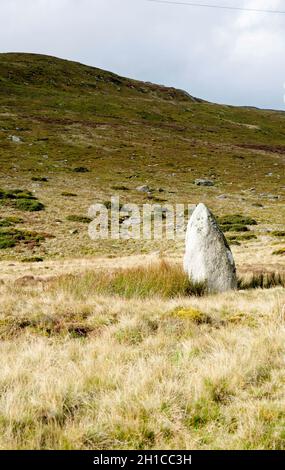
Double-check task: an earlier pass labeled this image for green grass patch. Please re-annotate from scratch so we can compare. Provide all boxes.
[221,224,249,233]
[227,233,257,242]
[217,214,257,226]
[0,188,44,211]
[0,189,35,200]
[13,199,45,212]
[53,261,206,299]
[0,216,24,227]
[0,229,48,250]
[218,214,257,233]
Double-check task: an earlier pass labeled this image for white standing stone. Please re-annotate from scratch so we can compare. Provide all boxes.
[184,203,237,293]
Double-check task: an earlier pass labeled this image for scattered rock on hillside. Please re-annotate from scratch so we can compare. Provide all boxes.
[136,185,150,193]
[9,135,22,143]
[195,179,215,187]
[216,194,227,200]
[184,203,237,293]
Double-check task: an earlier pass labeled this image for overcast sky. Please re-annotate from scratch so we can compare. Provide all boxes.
[1,0,285,109]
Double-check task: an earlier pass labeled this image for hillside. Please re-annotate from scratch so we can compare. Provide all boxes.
[0,53,284,263]
[0,53,285,451]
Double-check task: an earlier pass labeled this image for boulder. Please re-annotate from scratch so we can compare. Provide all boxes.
[184,203,237,293]
[10,135,22,143]
[136,185,150,193]
[195,179,214,187]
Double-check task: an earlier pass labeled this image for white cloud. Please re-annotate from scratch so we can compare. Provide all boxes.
[0,0,284,109]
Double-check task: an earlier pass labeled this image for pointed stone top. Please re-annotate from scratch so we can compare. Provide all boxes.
[193,203,211,217]
[187,203,219,238]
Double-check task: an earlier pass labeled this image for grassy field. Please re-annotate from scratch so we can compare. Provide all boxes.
[0,260,285,450]
[0,53,284,450]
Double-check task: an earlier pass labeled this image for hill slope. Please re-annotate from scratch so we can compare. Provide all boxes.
[0,53,284,262]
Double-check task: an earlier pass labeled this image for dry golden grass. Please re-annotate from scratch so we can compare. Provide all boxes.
[0,261,284,450]
[0,53,284,450]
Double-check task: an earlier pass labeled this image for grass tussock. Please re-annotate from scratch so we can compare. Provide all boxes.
[272,231,285,238]
[53,262,285,300]
[238,272,285,290]
[53,261,206,300]
[272,248,285,256]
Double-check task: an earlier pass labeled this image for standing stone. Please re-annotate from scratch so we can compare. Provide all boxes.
[184,203,237,293]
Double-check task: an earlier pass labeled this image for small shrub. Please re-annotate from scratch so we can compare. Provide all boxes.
[0,235,16,249]
[0,220,12,227]
[228,233,257,242]
[72,167,89,173]
[217,214,257,226]
[272,231,285,238]
[218,214,257,233]
[103,200,124,210]
[111,185,129,191]
[31,177,48,182]
[0,229,47,250]
[61,192,78,197]
[222,224,249,233]
[11,191,36,200]
[115,325,145,345]
[204,378,233,404]
[21,257,44,263]
[184,397,221,428]
[14,199,44,212]
[0,217,23,227]
[272,248,285,256]
[0,188,44,211]
[5,216,24,224]
[171,307,211,324]
[66,215,92,224]
[228,240,241,246]
[0,188,34,200]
